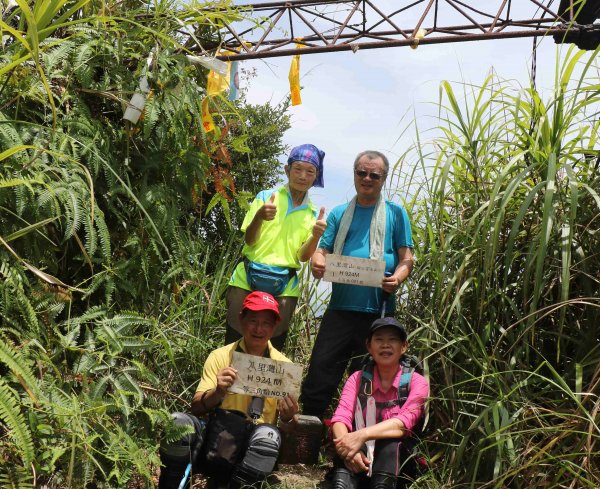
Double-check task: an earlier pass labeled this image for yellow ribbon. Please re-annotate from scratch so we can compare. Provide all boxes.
[203,51,235,132]
[288,42,304,106]
[207,65,230,96]
[201,96,215,133]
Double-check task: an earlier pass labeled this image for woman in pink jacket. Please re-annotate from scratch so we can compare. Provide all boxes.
[329,317,429,489]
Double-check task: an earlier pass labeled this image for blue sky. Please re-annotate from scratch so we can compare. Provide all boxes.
[237,13,566,212]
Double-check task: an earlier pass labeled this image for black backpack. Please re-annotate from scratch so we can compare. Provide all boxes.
[354,354,424,426]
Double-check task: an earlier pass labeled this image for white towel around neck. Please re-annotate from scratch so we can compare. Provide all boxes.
[333,194,387,260]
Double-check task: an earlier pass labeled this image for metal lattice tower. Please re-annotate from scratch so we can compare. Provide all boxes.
[205,0,600,60]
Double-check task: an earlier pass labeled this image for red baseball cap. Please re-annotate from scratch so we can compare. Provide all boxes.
[241,291,280,321]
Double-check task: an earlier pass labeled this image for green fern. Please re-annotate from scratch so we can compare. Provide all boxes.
[42,38,76,75]
[94,208,111,258]
[12,281,40,339]
[0,114,26,165]
[0,467,34,489]
[0,379,35,466]
[89,373,112,402]
[72,40,96,87]
[0,339,38,397]
[0,1,293,485]
[143,94,161,138]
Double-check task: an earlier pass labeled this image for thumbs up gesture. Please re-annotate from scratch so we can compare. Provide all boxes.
[258,193,277,221]
[312,207,327,238]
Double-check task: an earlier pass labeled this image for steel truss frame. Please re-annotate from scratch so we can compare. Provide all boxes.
[207,0,594,60]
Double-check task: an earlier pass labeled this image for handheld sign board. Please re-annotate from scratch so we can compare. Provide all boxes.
[229,351,303,399]
[324,254,386,288]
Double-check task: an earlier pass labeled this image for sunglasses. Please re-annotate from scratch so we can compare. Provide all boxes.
[354,169,385,181]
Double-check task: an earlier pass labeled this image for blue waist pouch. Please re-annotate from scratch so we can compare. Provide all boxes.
[244,260,296,296]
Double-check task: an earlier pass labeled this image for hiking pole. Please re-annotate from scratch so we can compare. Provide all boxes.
[177,427,203,489]
[381,271,392,318]
[177,463,192,489]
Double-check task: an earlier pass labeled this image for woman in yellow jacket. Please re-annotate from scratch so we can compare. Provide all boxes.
[225,144,326,349]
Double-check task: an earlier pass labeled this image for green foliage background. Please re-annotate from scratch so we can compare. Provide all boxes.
[0,0,598,488]
[0,0,290,486]
[396,48,600,488]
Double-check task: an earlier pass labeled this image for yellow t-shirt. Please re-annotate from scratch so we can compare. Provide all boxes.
[196,340,291,425]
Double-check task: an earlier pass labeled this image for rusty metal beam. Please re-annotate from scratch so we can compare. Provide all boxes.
[193,0,597,60]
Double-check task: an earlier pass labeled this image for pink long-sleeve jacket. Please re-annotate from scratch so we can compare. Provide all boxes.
[330,366,429,433]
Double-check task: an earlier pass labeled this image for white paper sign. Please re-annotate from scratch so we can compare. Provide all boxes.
[323,254,386,288]
[229,351,303,399]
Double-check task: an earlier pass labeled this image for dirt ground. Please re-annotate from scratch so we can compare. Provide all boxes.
[144,462,332,489]
[270,463,331,488]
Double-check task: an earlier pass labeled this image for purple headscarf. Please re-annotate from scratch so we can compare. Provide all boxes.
[287,144,325,188]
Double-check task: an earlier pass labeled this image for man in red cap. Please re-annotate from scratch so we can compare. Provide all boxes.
[159,291,298,489]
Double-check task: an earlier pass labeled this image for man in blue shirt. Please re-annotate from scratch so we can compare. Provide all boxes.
[300,150,414,419]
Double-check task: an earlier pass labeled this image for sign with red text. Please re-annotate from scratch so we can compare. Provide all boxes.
[229,351,302,399]
[324,254,386,288]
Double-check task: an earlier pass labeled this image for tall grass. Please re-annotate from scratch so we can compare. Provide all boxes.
[393,46,600,488]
